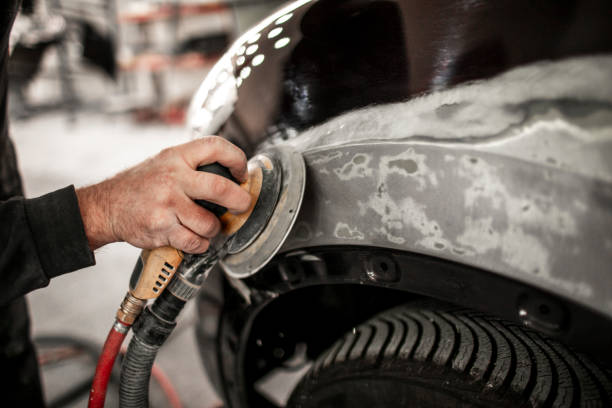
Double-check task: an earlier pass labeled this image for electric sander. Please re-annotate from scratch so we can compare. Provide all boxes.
[88,145,305,408]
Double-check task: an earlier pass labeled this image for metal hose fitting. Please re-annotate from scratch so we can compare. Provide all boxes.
[116,292,147,325]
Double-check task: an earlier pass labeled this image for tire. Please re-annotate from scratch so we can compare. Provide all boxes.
[288,302,612,408]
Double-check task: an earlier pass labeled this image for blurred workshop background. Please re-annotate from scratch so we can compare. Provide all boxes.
[8,0,282,407]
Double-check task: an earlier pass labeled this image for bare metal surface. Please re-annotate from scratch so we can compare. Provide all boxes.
[276,57,612,318]
[221,145,306,278]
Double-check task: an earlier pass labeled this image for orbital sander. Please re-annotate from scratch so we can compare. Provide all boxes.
[88,145,305,408]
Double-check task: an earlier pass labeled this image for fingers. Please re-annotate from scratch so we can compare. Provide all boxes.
[175,196,221,238]
[167,224,210,254]
[178,136,248,183]
[101,136,250,253]
[182,171,251,213]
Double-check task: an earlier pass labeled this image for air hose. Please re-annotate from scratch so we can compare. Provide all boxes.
[88,247,182,408]
[119,254,212,408]
[119,291,185,407]
[88,321,129,407]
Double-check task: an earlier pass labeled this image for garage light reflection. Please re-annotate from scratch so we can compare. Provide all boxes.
[246,44,258,55]
[216,70,229,83]
[236,56,245,66]
[247,33,261,44]
[240,66,251,79]
[274,37,290,49]
[252,54,265,66]
[275,13,292,25]
[268,27,283,39]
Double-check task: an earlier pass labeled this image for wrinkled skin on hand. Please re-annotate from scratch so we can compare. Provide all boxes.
[76,136,251,254]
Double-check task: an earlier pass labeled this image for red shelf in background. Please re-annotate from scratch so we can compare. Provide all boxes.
[119,52,221,72]
[119,3,228,23]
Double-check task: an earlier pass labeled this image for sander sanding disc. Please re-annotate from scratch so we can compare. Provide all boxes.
[221,145,306,279]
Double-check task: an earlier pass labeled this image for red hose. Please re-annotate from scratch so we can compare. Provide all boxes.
[88,321,129,408]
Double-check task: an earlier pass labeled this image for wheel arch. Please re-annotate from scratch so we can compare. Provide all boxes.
[210,246,612,407]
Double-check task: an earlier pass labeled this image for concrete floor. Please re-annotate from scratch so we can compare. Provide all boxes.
[12,111,222,408]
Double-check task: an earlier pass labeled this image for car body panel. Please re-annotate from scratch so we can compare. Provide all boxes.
[188,0,612,406]
[280,65,612,317]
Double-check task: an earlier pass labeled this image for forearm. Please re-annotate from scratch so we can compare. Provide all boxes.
[76,181,115,251]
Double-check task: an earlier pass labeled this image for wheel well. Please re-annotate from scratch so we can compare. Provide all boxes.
[223,247,612,406]
[248,285,417,364]
[243,284,419,407]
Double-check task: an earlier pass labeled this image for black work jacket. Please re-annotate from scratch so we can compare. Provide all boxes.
[0,0,95,307]
[1,0,95,404]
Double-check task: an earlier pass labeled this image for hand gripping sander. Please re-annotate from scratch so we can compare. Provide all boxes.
[88,145,305,408]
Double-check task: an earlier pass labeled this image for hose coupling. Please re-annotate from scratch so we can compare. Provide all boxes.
[167,274,201,301]
[116,292,147,325]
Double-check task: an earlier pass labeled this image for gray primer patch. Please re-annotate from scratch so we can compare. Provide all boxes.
[292,222,312,241]
[380,148,438,191]
[333,153,373,180]
[457,155,577,238]
[334,222,365,241]
[357,149,447,249]
[388,159,418,174]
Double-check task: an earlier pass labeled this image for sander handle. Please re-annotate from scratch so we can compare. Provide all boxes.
[195,162,238,217]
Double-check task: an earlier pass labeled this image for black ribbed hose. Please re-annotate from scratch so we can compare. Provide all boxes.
[119,337,161,407]
[119,289,187,408]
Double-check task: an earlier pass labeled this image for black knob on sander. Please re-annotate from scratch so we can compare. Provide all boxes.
[195,163,239,217]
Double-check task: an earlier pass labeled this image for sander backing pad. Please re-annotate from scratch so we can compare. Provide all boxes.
[221,145,306,279]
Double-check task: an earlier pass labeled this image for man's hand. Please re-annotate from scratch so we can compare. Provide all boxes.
[76,136,251,253]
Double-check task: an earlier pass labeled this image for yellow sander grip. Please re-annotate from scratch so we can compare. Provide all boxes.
[115,247,183,325]
[221,164,263,236]
[131,246,184,299]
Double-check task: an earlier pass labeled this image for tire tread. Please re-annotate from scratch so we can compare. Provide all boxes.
[292,302,611,408]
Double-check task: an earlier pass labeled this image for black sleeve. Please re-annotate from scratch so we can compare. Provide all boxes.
[0,185,96,306]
